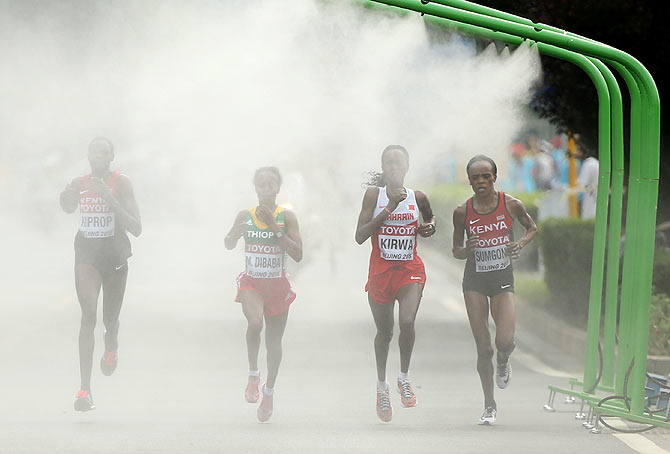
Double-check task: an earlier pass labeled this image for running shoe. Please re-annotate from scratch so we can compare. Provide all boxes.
[477,406,497,425]
[396,378,417,408]
[495,359,511,389]
[257,393,273,423]
[376,388,392,422]
[245,375,260,403]
[74,390,95,412]
[100,351,118,376]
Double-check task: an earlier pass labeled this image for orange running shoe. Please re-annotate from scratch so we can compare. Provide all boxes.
[74,389,95,412]
[376,388,392,422]
[245,375,260,403]
[100,351,117,376]
[257,392,273,422]
[397,378,417,408]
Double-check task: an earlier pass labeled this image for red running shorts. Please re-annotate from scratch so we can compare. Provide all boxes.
[235,272,296,316]
[365,264,426,305]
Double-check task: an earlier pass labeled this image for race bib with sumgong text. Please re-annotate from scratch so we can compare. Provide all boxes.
[474,245,510,272]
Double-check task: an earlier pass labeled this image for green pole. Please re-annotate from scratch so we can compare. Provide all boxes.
[608,61,642,396]
[589,58,623,389]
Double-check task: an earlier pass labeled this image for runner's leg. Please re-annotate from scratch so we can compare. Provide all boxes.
[240,291,265,372]
[464,291,495,408]
[101,264,128,353]
[395,283,422,374]
[368,295,395,382]
[264,310,289,389]
[490,292,516,365]
[75,263,102,391]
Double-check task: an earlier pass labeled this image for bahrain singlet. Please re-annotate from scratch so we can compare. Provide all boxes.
[464,191,514,273]
[368,187,422,276]
[243,206,287,279]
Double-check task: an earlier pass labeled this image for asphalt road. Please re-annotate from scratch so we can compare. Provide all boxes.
[1,223,668,453]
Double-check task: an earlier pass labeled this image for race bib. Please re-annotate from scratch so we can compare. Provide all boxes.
[474,245,510,272]
[378,235,415,261]
[245,244,284,279]
[79,195,115,238]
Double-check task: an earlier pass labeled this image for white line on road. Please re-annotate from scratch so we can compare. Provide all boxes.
[606,419,670,454]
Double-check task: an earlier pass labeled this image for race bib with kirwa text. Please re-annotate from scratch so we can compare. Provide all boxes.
[378,224,416,261]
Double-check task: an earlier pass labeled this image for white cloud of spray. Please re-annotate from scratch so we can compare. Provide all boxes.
[0,0,542,236]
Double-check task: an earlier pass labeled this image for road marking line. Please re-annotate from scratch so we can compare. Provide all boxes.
[607,419,669,453]
[613,433,668,454]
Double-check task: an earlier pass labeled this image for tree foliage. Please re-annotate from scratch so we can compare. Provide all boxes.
[473,0,669,219]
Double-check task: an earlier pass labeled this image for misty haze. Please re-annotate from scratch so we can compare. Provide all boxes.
[0,1,652,453]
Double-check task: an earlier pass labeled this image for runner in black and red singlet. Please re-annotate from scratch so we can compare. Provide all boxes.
[452,155,536,425]
[59,137,142,412]
[225,167,303,423]
[355,145,436,422]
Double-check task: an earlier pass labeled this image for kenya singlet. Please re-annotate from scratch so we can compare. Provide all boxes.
[464,191,513,273]
[243,206,287,279]
[74,171,132,270]
[368,187,423,276]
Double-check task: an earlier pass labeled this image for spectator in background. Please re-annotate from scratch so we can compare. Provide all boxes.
[534,139,555,190]
[549,134,572,188]
[577,140,599,219]
[507,141,536,193]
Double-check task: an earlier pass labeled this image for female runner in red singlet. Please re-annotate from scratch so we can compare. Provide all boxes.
[452,155,536,425]
[355,145,436,422]
[225,167,303,422]
[59,137,142,412]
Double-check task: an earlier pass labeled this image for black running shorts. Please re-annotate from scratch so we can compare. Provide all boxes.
[462,262,514,298]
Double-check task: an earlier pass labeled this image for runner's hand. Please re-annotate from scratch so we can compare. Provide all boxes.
[256,205,276,226]
[465,235,479,255]
[386,187,407,211]
[418,222,436,238]
[506,242,522,259]
[61,183,79,205]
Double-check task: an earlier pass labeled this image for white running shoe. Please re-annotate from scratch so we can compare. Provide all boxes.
[478,406,497,425]
[496,359,511,389]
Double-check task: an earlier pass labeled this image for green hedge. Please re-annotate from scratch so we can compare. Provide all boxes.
[538,217,595,322]
[649,292,670,356]
[653,251,670,295]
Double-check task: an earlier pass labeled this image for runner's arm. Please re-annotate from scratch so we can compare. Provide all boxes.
[114,176,142,237]
[506,195,537,258]
[225,210,248,250]
[415,190,436,238]
[59,177,82,213]
[280,210,303,262]
[452,204,477,260]
[355,187,388,244]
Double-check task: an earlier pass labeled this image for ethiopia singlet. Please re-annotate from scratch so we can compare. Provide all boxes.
[78,172,121,238]
[465,191,514,273]
[369,187,422,275]
[243,206,287,279]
